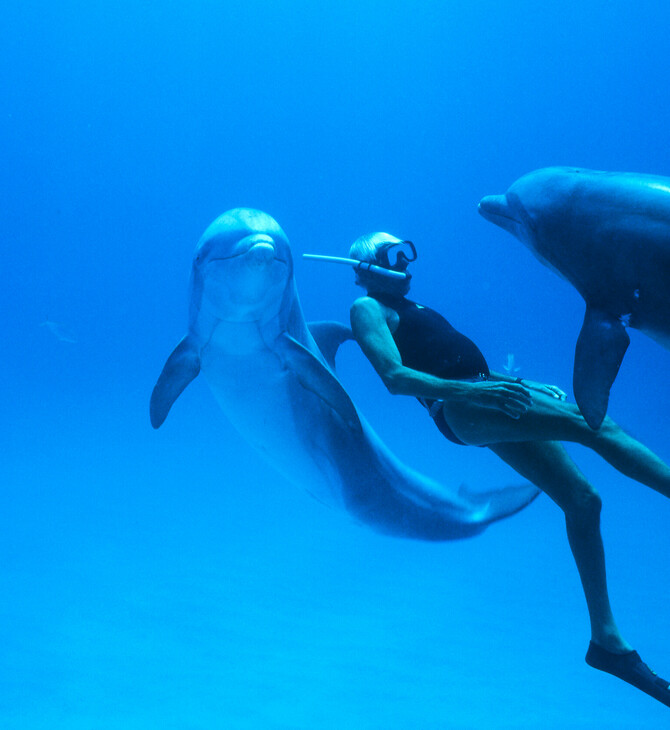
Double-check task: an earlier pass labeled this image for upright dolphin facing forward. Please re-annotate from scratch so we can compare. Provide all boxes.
[479,167,670,429]
[150,208,539,540]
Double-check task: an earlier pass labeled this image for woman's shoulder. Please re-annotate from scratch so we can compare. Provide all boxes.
[350,295,400,332]
[351,294,380,309]
[350,294,392,314]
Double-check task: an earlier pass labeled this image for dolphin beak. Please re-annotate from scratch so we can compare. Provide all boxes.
[478,195,511,222]
[478,195,520,236]
[247,241,275,263]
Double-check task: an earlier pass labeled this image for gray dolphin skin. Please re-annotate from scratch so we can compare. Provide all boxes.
[479,167,670,429]
[150,208,539,540]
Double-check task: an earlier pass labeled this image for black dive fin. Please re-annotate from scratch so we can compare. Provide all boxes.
[307,321,353,371]
[150,336,201,429]
[277,333,361,430]
[573,307,629,429]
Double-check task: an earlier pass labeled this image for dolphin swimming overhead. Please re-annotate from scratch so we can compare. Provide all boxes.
[479,167,670,429]
[150,208,539,540]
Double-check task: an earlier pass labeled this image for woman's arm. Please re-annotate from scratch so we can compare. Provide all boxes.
[350,297,533,417]
[349,296,470,398]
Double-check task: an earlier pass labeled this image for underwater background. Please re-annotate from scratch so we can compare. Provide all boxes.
[3,1,670,727]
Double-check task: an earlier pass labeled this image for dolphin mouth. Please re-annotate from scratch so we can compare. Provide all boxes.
[208,242,287,266]
[479,206,519,224]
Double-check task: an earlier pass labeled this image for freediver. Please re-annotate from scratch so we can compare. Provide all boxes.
[305,234,670,708]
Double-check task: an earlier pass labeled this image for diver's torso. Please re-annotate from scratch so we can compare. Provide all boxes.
[369,292,489,380]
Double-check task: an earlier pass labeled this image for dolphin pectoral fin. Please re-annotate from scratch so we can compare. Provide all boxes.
[307,321,353,370]
[458,482,541,524]
[150,336,201,429]
[277,333,361,430]
[573,308,630,429]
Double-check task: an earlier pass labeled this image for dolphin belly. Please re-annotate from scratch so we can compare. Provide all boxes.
[201,346,348,510]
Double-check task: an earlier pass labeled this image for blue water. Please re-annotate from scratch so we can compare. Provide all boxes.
[3,1,670,727]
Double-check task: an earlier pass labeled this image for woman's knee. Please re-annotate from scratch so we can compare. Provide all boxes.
[564,484,602,527]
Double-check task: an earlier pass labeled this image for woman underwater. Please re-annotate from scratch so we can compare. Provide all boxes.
[316,232,670,708]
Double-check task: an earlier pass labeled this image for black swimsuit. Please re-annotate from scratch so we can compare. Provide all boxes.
[370,292,489,446]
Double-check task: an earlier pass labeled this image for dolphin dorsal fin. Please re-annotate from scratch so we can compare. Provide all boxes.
[150,336,201,428]
[573,307,630,429]
[277,333,361,430]
[307,321,353,371]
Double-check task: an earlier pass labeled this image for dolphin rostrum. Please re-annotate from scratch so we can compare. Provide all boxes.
[479,167,670,429]
[150,208,539,540]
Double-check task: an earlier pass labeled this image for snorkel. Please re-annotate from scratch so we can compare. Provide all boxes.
[302,253,409,280]
[303,236,417,295]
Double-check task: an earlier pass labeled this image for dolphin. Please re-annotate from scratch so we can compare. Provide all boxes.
[479,167,670,429]
[150,208,539,540]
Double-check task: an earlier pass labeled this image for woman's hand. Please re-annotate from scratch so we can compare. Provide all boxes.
[520,379,567,401]
[467,380,534,419]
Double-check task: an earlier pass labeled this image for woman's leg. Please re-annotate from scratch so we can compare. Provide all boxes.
[488,440,630,652]
[443,391,670,499]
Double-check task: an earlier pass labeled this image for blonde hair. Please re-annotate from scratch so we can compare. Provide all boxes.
[348,232,404,263]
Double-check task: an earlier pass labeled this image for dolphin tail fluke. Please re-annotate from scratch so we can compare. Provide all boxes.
[307,321,353,370]
[150,336,201,429]
[573,307,630,429]
[458,482,541,524]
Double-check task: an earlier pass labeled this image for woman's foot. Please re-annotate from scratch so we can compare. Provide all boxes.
[586,641,670,708]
